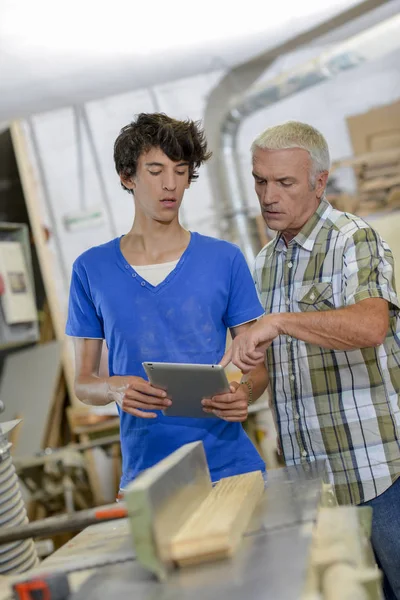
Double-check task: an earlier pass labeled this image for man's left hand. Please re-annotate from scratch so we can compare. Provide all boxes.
[202,381,249,422]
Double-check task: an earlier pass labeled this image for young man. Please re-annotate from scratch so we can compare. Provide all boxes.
[66,113,267,490]
[222,121,400,600]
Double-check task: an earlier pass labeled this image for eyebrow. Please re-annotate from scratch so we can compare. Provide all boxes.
[252,172,295,182]
[145,161,189,167]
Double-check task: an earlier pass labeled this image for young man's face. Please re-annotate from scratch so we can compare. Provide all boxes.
[252,147,328,243]
[121,147,190,223]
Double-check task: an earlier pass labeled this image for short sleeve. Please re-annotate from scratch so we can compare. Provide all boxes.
[65,261,105,338]
[252,252,265,305]
[223,249,265,328]
[342,226,400,311]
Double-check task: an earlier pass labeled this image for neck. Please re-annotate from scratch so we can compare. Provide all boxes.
[281,197,322,245]
[122,211,189,264]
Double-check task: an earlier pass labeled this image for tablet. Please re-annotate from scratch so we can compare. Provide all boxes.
[142,362,230,419]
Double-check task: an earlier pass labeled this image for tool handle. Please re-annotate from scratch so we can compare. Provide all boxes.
[95,507,127,520]
[0,504,128,545]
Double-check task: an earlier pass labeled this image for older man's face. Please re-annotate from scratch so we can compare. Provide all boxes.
[252,147,328,243]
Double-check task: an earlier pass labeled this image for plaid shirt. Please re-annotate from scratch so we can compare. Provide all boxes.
[254,197,400,505]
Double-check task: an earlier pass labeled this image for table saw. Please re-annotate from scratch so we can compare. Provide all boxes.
[1,461,325,600]
[0,441,381,600]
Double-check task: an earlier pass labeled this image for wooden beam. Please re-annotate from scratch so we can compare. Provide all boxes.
[169,471,264,566]
[10,120,79,406]
[331,148,400,172]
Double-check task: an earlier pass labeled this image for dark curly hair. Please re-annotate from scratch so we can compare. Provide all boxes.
[114,113,212,193]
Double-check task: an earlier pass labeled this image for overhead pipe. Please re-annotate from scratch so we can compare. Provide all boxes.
[219,13,400,264]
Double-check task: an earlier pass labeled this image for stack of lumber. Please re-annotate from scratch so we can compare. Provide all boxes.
[330,147,400,217]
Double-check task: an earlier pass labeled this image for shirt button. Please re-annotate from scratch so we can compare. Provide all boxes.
[310,293,316,301]
[301,450,307,457]
[285,299,290,306]
[294,413,300,420]
[287,336,292,342]
[290,374,295,381]
[125,265,129,269]
[132,273,137,278]
[288,261,293,268]
[141,281,146,287]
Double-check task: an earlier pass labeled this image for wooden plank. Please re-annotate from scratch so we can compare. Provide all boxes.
[80,433,106,506]
[360,164,400,180]
[10,121,79,406]
[169,471,264,566]
[330,148,400,173]
[360,174,400,192]
[43,373,67,448]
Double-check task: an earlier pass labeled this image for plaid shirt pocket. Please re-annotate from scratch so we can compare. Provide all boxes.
[297,282,335,311]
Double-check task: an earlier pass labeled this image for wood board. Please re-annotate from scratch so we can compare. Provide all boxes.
[169,471,264,566]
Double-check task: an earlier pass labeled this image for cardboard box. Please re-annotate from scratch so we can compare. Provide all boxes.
[346,99,400,154]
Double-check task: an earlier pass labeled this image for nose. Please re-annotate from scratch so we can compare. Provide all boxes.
[162,171,177,191]
[259,183,275,207]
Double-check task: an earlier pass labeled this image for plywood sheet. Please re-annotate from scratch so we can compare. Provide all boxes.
[0,341,62,456]
[347,99,400,155]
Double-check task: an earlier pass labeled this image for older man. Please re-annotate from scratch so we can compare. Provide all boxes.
[222,121,400,600]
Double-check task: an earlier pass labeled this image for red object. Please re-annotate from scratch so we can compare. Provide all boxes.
[13,572,70,599]
[13,579,51,600]
[94,506,127,520]
[0,274,5,296]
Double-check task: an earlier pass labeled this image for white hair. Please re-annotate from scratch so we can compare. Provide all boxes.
[251,121,330,185]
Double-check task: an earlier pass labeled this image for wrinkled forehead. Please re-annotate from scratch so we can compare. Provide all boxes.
[252,147,311,175]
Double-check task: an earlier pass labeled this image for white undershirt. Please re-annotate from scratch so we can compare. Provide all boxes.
[131,259,179,287]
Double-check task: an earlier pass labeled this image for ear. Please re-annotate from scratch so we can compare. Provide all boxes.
[120,174,135,191]
[315,171,329,200]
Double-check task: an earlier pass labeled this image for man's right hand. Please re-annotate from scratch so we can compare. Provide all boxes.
[220,315,280,373]
[107,376,171,418]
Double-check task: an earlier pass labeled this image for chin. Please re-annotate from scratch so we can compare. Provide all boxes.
[263,218,282,232]
[154,214,177,224]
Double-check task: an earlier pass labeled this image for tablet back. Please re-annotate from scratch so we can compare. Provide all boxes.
[142,362,230,419]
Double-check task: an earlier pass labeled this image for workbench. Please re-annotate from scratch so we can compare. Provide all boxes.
[0,462,327,600]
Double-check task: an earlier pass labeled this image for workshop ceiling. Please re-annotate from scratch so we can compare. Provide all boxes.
[0,0,363,123]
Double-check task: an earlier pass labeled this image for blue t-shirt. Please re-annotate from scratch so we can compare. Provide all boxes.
[66,232,265,487]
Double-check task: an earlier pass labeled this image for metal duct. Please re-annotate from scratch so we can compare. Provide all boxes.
[219,13,400,264]
[0,419,38,575]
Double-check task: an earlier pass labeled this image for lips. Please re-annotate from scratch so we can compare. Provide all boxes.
[160,198,177,208]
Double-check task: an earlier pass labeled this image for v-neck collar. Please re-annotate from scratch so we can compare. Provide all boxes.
[114,231,195,294]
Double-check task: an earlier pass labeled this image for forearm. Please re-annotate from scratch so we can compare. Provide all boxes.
[274,299,388,350]
[243,362,269,401]
[75,374,124,406]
